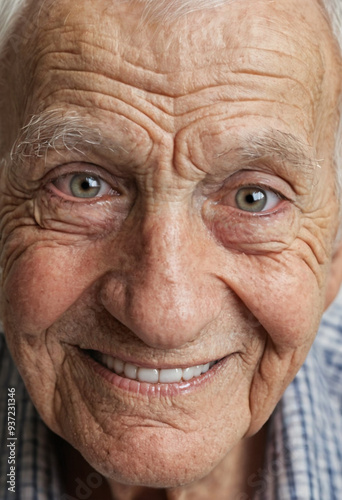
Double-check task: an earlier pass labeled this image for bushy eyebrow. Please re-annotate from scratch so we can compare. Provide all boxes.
[10,109,125,164]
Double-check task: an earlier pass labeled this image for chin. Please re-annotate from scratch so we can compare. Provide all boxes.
[68,427,229,490]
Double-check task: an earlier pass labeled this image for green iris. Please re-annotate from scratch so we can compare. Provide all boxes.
[235,187,267,212]
[70,174,101,198]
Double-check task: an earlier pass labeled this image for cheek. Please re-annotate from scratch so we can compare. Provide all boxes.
[264,265,323,347]
[228,252,327,435]
[227,251,325,350]
[0,244,101,433]
[1,244,100,335]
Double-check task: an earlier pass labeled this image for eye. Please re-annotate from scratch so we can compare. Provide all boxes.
[52,173,114,199]
[235,186,281,212]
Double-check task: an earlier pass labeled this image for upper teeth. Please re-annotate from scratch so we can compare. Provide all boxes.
[99,353,216,383]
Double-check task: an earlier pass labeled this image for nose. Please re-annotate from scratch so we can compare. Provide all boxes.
[99,208,223,349]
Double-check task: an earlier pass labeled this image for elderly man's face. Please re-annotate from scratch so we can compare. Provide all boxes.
[1,0,342,490]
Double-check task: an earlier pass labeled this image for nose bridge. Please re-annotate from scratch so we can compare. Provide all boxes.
[142,208,189,283]
[104,206,221,349]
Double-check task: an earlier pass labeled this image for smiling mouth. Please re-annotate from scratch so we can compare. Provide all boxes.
[87,350,219,384]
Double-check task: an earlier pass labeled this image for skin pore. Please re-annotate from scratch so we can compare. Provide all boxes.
[1,0,342,499]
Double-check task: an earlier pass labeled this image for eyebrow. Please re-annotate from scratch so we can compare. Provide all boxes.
[11,110,320,177]
[10,109,126,164]
[215,129,320,175]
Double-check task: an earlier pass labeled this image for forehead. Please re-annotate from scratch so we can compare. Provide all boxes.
[30,0,328,87]
[16,0,341,149]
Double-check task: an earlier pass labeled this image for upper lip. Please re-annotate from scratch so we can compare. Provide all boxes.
[76,346,226,370]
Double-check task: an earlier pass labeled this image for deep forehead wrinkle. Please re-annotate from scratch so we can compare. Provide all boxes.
[23,0,326,93]
[11,110,319,180]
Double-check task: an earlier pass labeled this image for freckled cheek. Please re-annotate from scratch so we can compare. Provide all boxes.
[1,246,99,335]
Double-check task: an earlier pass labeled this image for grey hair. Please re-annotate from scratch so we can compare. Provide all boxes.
[0,0,342,195]
[0,0,26,54]
[0,0,341,49]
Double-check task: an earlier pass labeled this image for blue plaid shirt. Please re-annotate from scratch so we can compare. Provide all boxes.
[1,290,342,499]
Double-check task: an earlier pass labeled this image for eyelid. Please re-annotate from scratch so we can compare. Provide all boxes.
[220,169,296,199]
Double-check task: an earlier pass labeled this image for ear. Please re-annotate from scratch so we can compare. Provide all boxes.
[324,240,342,309]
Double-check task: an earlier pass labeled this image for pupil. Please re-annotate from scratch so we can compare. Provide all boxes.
[246,191,264,204]
[81,180,91,191]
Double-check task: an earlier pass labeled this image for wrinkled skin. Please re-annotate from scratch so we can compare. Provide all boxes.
[1,0,342,498]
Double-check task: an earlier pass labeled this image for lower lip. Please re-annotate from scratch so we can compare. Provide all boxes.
[78,348,229,397]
